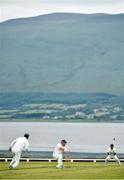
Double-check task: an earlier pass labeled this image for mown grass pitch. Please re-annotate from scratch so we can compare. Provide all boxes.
[0,161,124,179]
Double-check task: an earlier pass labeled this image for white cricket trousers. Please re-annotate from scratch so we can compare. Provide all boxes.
[105,155,121,165]
[10,149,22,168]
[53,153,63,167]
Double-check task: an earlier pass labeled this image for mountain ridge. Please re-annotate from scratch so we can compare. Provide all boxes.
[1,12,124,24]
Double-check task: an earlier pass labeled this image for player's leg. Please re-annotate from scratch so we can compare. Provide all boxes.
[114,155,121,165]
[9,152,16,169]
[57,154,63,168]
[105,155,111,165]
[53,153,61,168]
[11,152,21,168]
[53,153,63,168]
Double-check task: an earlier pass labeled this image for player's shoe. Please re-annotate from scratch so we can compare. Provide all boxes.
[9,165,13,170]
[56,165,64,169]
[119,162,121,166]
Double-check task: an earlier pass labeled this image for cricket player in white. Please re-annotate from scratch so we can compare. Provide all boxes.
[9,133,29,169]
[105,144,121,165]
[53,140,68,169]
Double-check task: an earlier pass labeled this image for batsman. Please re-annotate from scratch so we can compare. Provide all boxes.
[53,139,68,169]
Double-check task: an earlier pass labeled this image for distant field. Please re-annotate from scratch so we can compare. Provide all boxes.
[0,92,124,122]
[0,162,124,179]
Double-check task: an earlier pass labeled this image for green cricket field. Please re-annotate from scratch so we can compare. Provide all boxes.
[0,161,124,179]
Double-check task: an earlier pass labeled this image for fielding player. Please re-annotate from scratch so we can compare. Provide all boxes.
[53,140,68,169]
[9,133,29,169]
[105,144,121,165]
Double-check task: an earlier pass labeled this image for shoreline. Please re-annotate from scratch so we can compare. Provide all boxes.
[0,119,124,123]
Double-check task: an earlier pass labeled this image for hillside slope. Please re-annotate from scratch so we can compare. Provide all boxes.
[0,13,124,94]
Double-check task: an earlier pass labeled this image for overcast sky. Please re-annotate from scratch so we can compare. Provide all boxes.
[0,0,124,22]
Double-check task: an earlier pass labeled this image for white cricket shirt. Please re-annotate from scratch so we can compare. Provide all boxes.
[53,143,67,155]
[10,137,29,152]
[107,147,116,156]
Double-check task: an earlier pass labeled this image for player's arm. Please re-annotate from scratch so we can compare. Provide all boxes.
[58,147,65,152]
[59,146,69,152]
[114,148,116,155]
[24,141,29,152]
[9,139,17,151]
[107,148,110,155]
[64,146,69,152]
